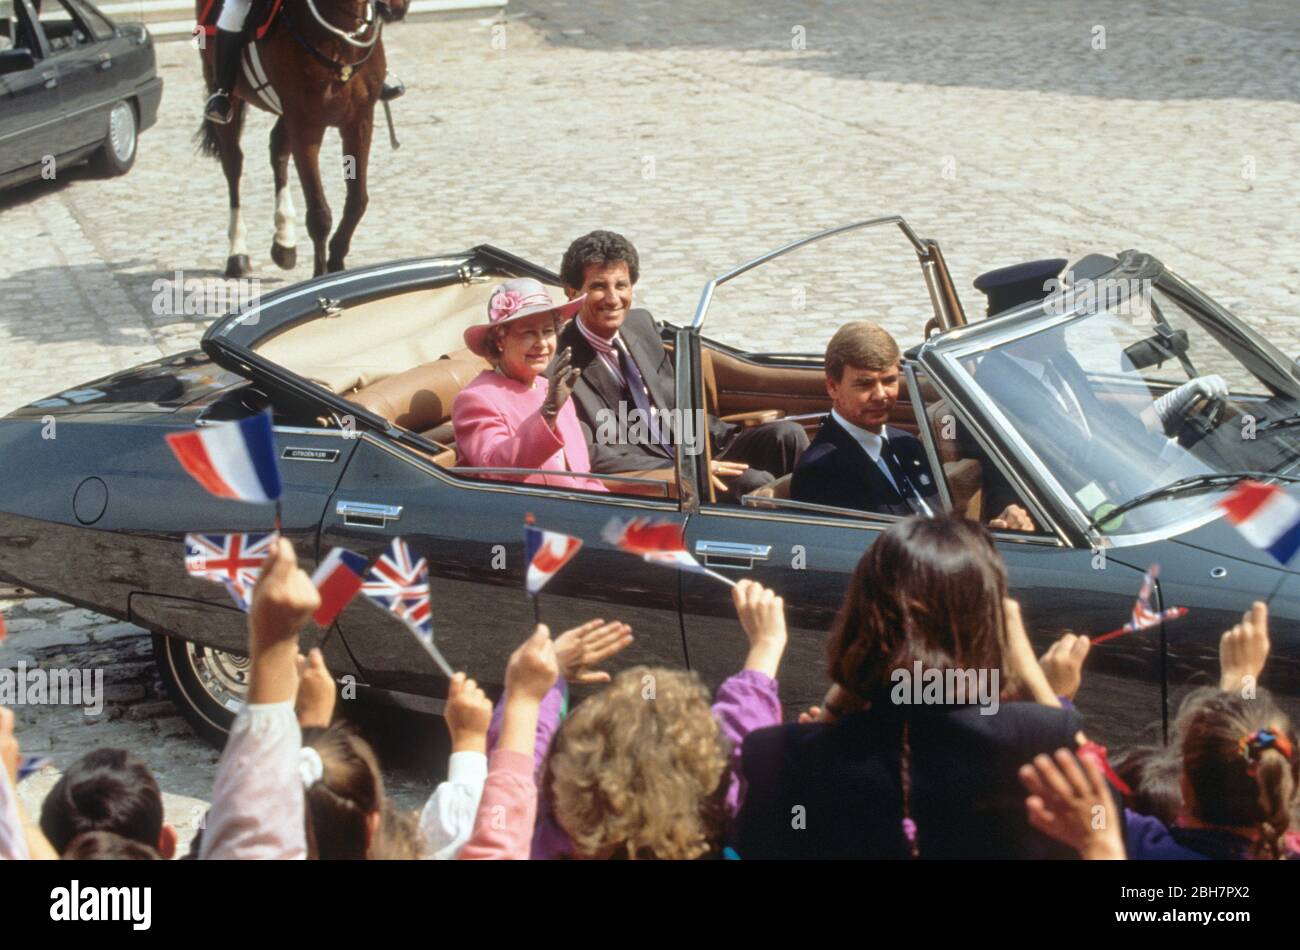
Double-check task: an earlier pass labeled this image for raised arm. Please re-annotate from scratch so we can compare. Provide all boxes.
[1219,601,1269,694]
[201,538,319,860]
[459,626,558,860]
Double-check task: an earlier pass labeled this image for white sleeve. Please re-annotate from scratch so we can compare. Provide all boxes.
[418,751,488,860]
[200,701,306,860]
[0,766,29,861]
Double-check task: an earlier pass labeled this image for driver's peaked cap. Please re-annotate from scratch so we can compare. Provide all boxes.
[973,258,1067,318]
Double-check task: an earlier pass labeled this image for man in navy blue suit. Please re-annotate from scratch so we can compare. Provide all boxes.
[791,321,1034,530]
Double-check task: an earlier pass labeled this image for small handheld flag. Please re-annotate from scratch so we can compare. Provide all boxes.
[166,411,283,503]
[1218,480,1300,566]
[311,547,369,628]
[362,538,453,678]
[524,516,583,596]
[17,755,51,783]
[602,516,736,588]
[184,532,279,611]
[1092,565,1188,645]
[0,612,6,643]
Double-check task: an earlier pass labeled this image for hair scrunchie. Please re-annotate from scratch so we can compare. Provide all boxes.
[299,746,325,788]
[1238,728,1295,776]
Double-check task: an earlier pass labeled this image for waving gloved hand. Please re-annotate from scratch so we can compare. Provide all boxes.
[1153,374,1228,429]
[542,347,582,427]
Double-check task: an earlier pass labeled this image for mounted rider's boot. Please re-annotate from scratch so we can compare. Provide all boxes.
[380,70,405,101]
[204,27,245,124]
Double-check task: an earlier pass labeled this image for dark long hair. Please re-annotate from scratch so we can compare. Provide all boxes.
[827,515,1012,858]
[827,515,1009,700]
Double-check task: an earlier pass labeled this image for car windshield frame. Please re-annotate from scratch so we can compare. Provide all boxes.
[918,251,1300,546]
[689,215,954,334]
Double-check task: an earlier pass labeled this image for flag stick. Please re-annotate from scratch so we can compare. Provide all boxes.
[700,567,738,588]
[531,592,541,625]
[415,633,455,679]
[273,499,283,533]
[1090,625,1132,645]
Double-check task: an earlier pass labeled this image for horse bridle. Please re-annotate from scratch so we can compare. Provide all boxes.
[281,0,381,82]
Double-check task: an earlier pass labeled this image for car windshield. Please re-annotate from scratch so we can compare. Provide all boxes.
[957,284,1300,536]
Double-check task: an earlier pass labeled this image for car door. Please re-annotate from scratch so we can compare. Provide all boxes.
[66,0,128,104]
[0,0,62,173]
[319,434,686,706]
[26,0,100,150]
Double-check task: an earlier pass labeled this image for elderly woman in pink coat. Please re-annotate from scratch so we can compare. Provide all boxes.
[452,278,607,492]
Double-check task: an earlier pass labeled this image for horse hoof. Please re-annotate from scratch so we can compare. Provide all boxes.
[326,259,346,273]
[225,254,251,278]
[270,242,297,270]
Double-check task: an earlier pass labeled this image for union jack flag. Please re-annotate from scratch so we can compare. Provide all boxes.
[361,537,432,640]
[1093,565,1188,644]
[184,532,279,611]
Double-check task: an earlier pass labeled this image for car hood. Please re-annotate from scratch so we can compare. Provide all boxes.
[1172,514,1299,575]
[6,351,244,419]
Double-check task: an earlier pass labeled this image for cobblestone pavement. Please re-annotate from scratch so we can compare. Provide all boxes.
[1,0,1298,852]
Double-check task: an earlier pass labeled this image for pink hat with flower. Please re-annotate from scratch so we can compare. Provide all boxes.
[464,278,586,358]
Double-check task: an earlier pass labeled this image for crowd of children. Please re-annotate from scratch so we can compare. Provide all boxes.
[1,516,1295,860]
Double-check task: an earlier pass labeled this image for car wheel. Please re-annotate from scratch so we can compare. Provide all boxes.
[92,100,137,176]
[152,633,247,747]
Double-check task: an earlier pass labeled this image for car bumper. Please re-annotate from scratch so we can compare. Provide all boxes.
[134,76,163,133]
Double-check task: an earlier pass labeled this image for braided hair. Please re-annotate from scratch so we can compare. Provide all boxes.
[1176,687,1297,859]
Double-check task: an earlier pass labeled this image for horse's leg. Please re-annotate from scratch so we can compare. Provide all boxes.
[288,120,331,276]
[268,115,297,270]
[216,102,250,278]
[326,111,373,273]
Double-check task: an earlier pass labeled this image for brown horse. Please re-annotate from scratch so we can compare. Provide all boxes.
[195,0,407,277]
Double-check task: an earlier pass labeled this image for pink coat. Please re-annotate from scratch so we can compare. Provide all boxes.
[452,370,607,493]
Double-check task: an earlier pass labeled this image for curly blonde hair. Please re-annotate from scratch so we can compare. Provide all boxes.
[545,666,730,860]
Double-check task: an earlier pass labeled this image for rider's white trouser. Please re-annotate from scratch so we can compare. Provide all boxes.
[216,0,252,32]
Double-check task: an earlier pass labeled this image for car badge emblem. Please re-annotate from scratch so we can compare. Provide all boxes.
[340,64,353,82]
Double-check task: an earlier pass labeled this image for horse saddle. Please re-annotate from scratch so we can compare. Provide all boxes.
[195,0,283,39]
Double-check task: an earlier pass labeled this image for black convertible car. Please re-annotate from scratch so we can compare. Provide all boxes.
[1,217,1297,747]
[0,0,161,189]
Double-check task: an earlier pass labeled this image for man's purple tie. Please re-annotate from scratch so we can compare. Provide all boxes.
[616,339,674,455]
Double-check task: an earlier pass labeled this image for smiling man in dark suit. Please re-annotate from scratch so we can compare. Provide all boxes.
[792,321,1034,529]
[555,230,808,500]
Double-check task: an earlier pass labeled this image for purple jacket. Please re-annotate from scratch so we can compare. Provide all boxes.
[1125,810,1300,860]
[486,669,782,859]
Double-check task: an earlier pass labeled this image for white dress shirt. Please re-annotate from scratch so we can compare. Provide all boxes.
[831,409,935,516]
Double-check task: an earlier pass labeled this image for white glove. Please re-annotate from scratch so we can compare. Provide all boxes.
[1153,374,1228,428]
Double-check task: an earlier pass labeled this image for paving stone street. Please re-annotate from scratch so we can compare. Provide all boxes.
[1,0,1297,852]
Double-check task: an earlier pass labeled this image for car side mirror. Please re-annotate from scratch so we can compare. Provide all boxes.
[0,48,35,75]
[1124,329,1189,371]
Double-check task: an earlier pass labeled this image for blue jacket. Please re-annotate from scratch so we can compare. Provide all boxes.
[790,414,940,516]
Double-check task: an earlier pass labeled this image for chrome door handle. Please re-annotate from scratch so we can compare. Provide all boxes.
[694,540,772,570]
[41,69,57,88]
[336,500,403,527]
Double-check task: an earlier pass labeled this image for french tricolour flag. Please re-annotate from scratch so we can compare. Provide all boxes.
[524,520,582,595]
[1219,480,1300,565]
[311,547,369,627]
[166,411,282,502]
